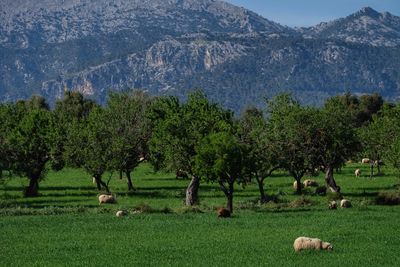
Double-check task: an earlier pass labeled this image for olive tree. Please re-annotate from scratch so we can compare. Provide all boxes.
[267,94,320,194]
[8,107,55,196]
[238,107,279,202]
[317,98,361,191]
[149,91,233,205]
[194,132,245,213]
[105,91,152,191]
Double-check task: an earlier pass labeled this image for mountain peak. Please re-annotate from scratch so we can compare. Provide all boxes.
[356,6,380,17]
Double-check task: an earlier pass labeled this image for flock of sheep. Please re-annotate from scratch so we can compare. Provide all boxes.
[96,158,380,252]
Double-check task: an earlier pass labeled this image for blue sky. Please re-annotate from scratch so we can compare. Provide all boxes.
[225,0,400,27]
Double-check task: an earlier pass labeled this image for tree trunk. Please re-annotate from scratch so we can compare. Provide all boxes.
[185,175,200,206]
[325,166,340,192]
[370,163,374,178]
[24,175,40,197]
[226,182,234,213]
[377,163,381,176]
[95,177,102,190]
[94,174,110,193]
[256,177,267,203]
[295,177,302,194]
[126,171,134,191]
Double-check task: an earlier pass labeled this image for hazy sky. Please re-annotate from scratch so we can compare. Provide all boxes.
[225,0,400,27]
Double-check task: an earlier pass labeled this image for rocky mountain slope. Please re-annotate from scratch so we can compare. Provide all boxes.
[1,0,399,112]
[300,7,400,47]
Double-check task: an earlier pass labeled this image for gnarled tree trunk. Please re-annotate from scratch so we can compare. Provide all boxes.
[295,177,302,194]
[126,171,134,191]
[325,166,340,192]
[24,175,40,197]
[226,182,234,213]
[94,174,110,193]
[185,175,200,206]
[370,163,374,178]
[256,177,267,203]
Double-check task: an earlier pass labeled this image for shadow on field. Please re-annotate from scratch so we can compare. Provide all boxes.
[43,192,98,197]
[141,177,179,181]
[355,186,395,191]
[344,191,379,197]
[40,186,95,191]
[2,185,95,191]
[18,198,90,205]
[119,190,170,198]
[138,186,186,191]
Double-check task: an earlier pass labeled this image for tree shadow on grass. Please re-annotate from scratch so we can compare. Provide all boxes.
[15,198,91,205]
[344,191,379,197]
[2,185,95,191]
[42,192,98,198]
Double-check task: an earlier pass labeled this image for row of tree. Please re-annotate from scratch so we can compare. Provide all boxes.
[0,90,398,213]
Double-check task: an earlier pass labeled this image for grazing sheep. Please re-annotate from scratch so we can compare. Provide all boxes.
[293,181,303,190]
[340,199,352,208]
[293,237,333,252]
[217,207,231,218]
[303,179,318,187]
[355,169,361,177]
[361,158,370,164]
[328,201,337,210]
[116,210,127,217]
[98,194,116,204]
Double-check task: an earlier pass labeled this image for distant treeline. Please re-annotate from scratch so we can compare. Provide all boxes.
[1,90,399,213]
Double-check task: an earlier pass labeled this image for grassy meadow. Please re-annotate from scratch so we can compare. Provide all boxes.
[1,163,400,266]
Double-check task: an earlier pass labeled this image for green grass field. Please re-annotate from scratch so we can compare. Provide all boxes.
[1,163,400,266]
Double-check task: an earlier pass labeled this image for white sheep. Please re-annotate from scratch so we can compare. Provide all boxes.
[361,158,370,164]
[340,199,352,208]
[355,169,361,177]
[303,179,318,187]
[98,194,116,204]
[116,210,127,217]
[293,237,333,252]
[328,201,337,210]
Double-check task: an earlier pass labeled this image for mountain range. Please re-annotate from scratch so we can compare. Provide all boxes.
[1,0,400,112]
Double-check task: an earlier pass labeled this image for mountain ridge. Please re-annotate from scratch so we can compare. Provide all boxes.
[1,1,400,112]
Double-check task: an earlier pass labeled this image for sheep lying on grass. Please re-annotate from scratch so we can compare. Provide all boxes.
[362,158,370,164]
[116,210,127,217]
[98,194,116,204]
[217,208,231,218]
[293,237,333,252]
[340,199,352,208]
[303,179,318,187]
[328,201,337,210]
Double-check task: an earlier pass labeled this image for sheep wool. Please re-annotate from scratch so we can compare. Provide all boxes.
[303,179,318,187]
[293,237,333,252]
[328,201,337,210]
[355,169,361,177]
[116,210,127,217]
[340,199,352,208]
[98,194,116,204]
